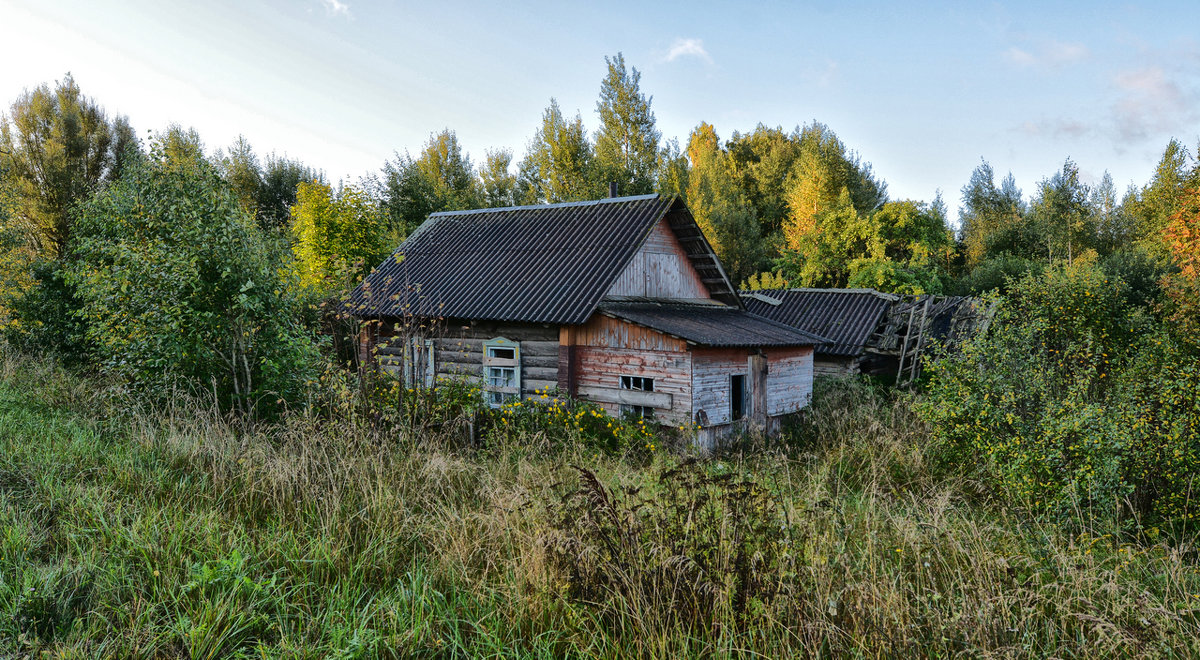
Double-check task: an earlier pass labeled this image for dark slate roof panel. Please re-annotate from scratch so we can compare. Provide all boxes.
[348,195,673,324]
[741,288,895,357]
[598,301,828,348]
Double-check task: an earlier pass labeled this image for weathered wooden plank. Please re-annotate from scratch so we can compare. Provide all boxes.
[524,379,559,394]
[523,366,559,382]
[577,386,673,409]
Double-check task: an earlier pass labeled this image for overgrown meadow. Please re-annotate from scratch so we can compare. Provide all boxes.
[4,350,1200,658]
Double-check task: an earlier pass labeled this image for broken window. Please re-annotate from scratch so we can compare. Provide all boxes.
[619,375,656,419]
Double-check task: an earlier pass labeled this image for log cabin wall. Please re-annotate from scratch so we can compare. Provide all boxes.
[362,318,560,397]
[604,217,709,300]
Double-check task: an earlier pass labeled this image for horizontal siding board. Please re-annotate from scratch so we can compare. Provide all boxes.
[766,348,814,416]
[577,386,673,409]
[575,346,691,424]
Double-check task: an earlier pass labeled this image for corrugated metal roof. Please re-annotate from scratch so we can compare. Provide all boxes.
[741,288,896,357]
[347,195,677,324]
[598,301,828,348]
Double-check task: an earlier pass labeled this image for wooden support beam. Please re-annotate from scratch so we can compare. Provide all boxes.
[577,386,673,409]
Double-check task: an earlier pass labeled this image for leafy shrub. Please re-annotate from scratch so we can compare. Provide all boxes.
[918,264,1137,519]
[1109,331,1200,525]
[952,252,1043,295]
[544,461,793,635]
[66,142,319,416]
[2,259,92,365]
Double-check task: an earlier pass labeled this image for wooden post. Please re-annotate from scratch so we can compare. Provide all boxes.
[748,352,768,429]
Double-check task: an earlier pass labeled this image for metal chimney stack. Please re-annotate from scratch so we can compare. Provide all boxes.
[608,181,618,198]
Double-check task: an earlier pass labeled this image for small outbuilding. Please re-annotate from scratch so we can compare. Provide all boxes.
[742,288,992,384]
[348,194,826,446]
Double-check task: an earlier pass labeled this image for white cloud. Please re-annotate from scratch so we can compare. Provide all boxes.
[665,38,712,64]
[1003,39,1088,68]
[1112,66,1195,142]
[1003,47,1037,67]
[1016,118,1092,139]
[320,0,350,16]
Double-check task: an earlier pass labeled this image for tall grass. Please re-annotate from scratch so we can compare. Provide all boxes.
[2,351,1199,658]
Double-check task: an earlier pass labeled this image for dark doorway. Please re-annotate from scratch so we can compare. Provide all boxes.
[731,374,746,421]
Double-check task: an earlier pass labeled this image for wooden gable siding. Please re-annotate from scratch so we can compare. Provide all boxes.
[766,348,814,416]
[364,320,561,397]
[569,313,689,352]
[604,216,709,299]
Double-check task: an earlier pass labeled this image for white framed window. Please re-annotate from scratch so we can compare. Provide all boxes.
[483,337,520,406]
[619,375,655,419]
[403,337,435,388]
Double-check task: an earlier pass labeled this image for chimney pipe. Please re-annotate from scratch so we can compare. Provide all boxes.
[608,181,618,198]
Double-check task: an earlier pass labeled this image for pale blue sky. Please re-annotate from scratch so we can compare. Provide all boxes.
[4,0,1199,222]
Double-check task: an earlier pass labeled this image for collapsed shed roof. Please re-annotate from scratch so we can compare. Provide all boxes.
[742,288,896,357]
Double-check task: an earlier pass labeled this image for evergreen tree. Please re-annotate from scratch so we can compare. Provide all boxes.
[593,53,661,196]
[517,99,595,204]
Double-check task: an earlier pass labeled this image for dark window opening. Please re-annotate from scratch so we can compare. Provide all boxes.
[620,375,654,392]
[487,346,515,360]
[620,375,655,419]
[731,374,746,421]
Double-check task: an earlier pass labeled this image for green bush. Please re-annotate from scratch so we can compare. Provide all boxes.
[1110,331,1200,526]
[66,143,319,416]
[2,259,92,365]
[918,264,1137,519]
[952,252,1043,295]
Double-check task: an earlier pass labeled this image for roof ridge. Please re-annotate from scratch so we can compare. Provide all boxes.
[427,193,661,218]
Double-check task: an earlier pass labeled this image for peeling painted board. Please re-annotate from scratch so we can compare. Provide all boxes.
[572,314,688,352]
[575,346,692,419]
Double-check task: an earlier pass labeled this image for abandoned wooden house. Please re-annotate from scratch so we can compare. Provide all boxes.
[347,193,827,445]
[742,288,992,384]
